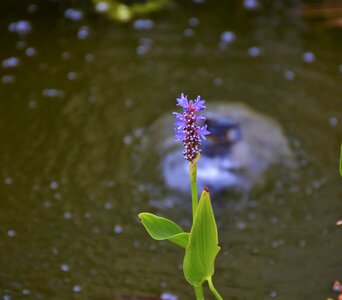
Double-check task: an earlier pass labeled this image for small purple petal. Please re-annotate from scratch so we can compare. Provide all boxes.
[193,96,206,111]
[198,125,210,140]
[196,114,206,121]
[176,93,189,109]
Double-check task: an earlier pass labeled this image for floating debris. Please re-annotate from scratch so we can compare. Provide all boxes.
[2,57,20,68]
[283,70,295,80]
[42,89,64,98]
[248,46,261,57]
[337,220,342,226]
[161,292,178,300]
[189,17,199,27]
[2,75,15,84]
[25,47,36,56]
[329,117,338,126]
[50,181,59,190]
[7,229,16,237]
[67,72,77,80]
[303,51,315,62]
[95,2,109,13]
[136,38,152,56]
[77,26,90,39]
[244,0,259,10]
[60,264,70,272]
[73,285,82,292]
[22,289,30,295]
[114,224,123,234]
[134,19,154,30]
[220,31,236,44]
[64,212,72,220]
[184,28,194,38]
[64,8,84,21]
[8,20,32,35]
[4,177,13,185]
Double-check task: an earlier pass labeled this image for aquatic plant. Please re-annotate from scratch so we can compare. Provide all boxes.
[138,94,223,300]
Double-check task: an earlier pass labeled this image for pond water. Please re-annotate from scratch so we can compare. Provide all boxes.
[0,1,341,299]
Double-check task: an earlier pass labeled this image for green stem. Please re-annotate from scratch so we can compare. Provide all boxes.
[194,285,204,300]
[190,169,198,221]
[207,277,223,300]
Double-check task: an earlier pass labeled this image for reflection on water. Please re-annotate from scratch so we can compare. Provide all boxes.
[0,0,341,299]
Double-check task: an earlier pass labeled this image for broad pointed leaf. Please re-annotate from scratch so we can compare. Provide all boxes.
[138,212,189,248]
[183,189,220,287]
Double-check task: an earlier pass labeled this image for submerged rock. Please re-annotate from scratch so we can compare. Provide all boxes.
[142,102,294,194]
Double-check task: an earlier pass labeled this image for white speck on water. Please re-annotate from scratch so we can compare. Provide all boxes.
[104,201,112,210]
[8,20,32,35]
[329,117,337,126]
[60,264,70,272]
[248,46,261,57]
[84,212,92,219]
[4,177,13,185]
[270,290,278,297]
[270,216,278,224]
[42,89,64,98]
[220,31,236,44]
[92,227,100,235]
[184,28,194,37]
[339,64,342,72]
[73,285,82,292]
[51,247,59,255]
[85,53,94,62]
[22,289,30,295]
[25,47,36,56]
[161,292,178,300]
[67,72,77,80]
[2,75,15,84]
[136,39,152,56]
[64,211,72,220]
[114,225,123,234]
[244,0,259,10]
[3,294,11,300]
[236,221,246,230]
[61,52,70,61]
[96,2,109,12]
[43,200,51,208]
[2,57,20,68]
[302,51,315,63]
[64,8,84,21]
[124,98,133,108]
[77,26,89,39]
[123,135,133,145]
[7,229,16,237]
[299,239,306,247]
[213,77,223,86]
[28,100,37,108]
[133,128,144,138]
[50,181,59,190]
[283,70,295,80]
[189,17,199,27]
[193,0,205,3]
[134,19,154,30]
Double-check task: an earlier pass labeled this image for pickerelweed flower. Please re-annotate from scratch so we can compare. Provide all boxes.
[173,93,210,162]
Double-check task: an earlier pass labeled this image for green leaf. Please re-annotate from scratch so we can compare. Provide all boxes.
[183,189,221,287]
[138,212,189,248]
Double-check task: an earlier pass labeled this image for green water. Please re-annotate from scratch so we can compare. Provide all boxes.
[0,1,341,299]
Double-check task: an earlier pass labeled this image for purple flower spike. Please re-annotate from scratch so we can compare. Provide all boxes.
[173,93,210,162]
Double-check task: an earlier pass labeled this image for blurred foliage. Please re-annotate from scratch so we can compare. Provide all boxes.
[91,0,169,22]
